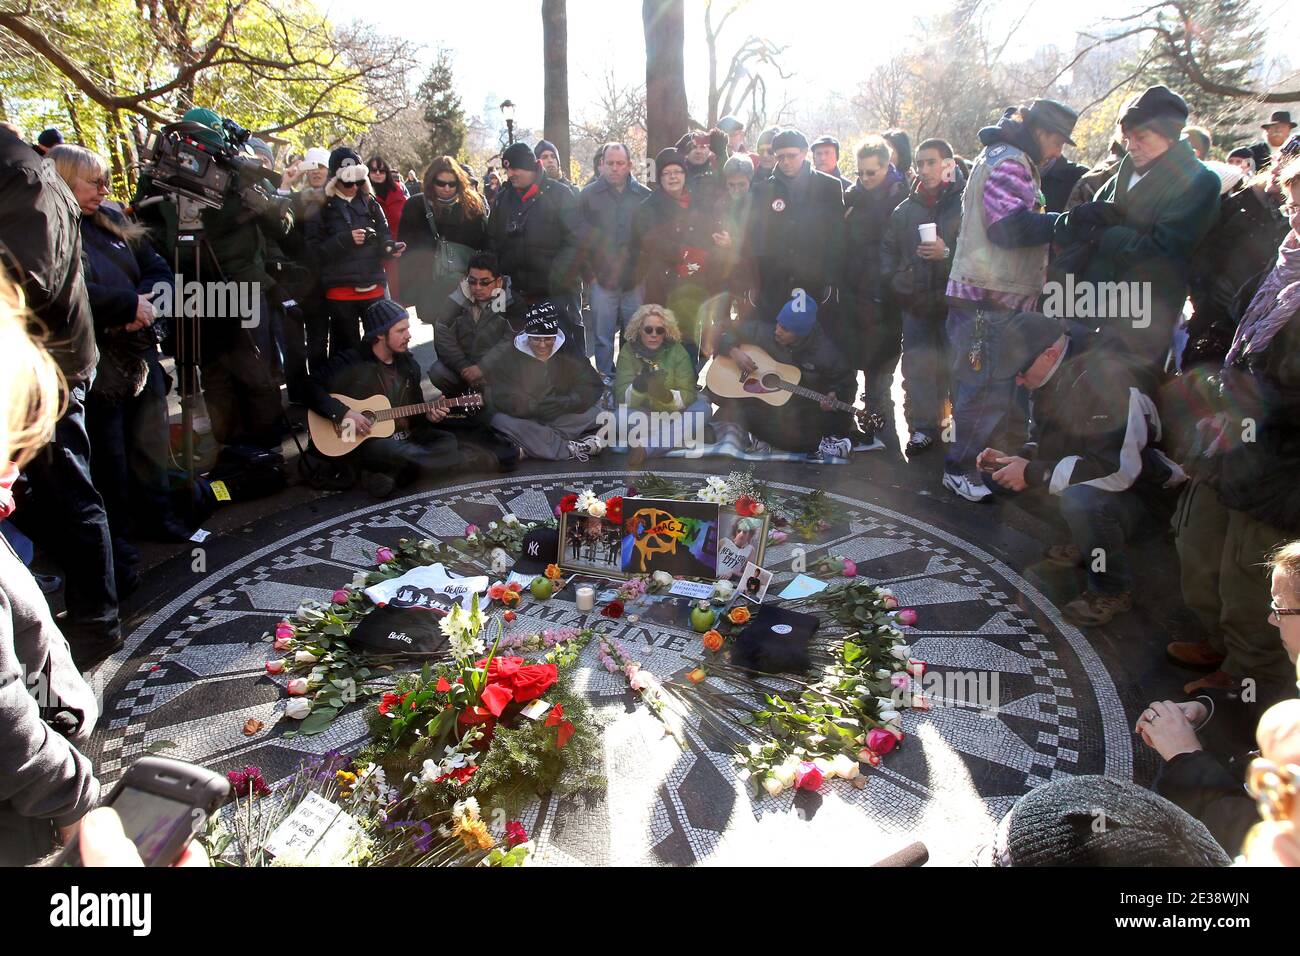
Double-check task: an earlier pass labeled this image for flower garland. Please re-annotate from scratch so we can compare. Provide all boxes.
[597,634,687,749]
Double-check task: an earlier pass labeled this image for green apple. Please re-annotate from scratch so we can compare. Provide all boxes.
[690,603,717,632]
[530,576,554,601]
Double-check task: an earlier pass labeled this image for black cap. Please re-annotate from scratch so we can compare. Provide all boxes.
[346,605,448,657]
[362,298,408,341]
[503,141,539,171]
[994,312,1066,379]
[1263,110,1297,130]
[328,146,362,177]
[810,135,840,155]
[1119,85,1189,137]
[514,526,559,575]
[523,300,560,337]
[1025,100,1079,146]
[37,128,64,149]
[771,128,809,151]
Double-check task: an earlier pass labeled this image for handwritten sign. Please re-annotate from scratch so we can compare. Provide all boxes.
[263,792,367,865]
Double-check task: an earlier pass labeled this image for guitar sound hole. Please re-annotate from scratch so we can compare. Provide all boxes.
[364,411,377,423]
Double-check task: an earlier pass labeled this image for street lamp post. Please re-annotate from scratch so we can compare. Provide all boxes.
[500,99,516,146]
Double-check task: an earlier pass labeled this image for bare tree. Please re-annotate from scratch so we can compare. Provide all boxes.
[542,0,571,168]
[703,0,791,132]
[643,0,689,153]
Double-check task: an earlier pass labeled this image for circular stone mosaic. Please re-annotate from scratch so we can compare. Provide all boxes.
[86,471,1133,866]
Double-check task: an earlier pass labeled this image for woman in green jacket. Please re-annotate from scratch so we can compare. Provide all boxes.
[612,304,712,466]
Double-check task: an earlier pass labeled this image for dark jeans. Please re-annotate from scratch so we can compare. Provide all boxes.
[716,397,852,453]
[200,339,284,449]
[321,296,368,358]
[944,305,1019,476]
[86,357,174,537]
[901,307,950,436]
[1057,483,1149,595]
[355,427,462,482]
[11,381,120,646]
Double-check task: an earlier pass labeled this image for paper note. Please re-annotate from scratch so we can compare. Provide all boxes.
[777,575,829,600]
[520,699,552,721]
[263,791,368,865]
[668,579,714,600]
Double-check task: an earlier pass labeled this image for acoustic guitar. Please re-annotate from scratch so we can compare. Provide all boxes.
[706,345,885,435]
[308,392,484,457]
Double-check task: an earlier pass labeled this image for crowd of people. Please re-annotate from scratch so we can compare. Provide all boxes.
[2,85,1300,867]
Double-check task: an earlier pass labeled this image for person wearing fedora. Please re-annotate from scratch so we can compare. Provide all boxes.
[941,98,1077,503]
[1263,110,1297,156]
[1055,85,1220,371]
[976,312,1185,627]
[305,299,495,498]
[478,301,606,461]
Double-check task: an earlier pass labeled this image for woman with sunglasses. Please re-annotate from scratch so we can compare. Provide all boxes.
[367,156,409,299]
[611,304,711,467]
[399,156,489,327]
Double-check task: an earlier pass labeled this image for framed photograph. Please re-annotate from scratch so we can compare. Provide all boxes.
[558,511,627,579]
[619,498,721,579]
[715,510,769,581]
[738,561,773,604]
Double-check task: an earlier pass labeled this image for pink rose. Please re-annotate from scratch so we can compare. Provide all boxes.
[890,672,911,689]
[274,622,295,639]
[286,678,309,696]
[465,524,479,536]
[896,608,918,627]
[376,547,395,564]
[273,636,293,652]
[867,728,897,755]
[794,761,824,791]
[842,559,857,578]
[906,658,927,677]
[265,659,285,674]
[769,530,788,545]
[881,594,899,610]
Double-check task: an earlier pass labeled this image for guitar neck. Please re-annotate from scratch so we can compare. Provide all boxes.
[770,379,854,414]
[375,395,477,422]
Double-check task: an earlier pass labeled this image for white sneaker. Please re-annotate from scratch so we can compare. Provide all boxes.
[942,472,993,502]
[579,434,605,457]
[567,440,591,462]
[817,436,853,460]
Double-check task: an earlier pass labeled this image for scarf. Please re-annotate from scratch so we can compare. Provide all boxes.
[1225,231,1300,365]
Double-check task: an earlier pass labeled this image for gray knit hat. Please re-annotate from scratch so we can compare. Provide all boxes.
[991,776,1232,867]
[722,154,755,180]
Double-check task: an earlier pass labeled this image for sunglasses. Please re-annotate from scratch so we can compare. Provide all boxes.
[434,179,458,188]
[465,277,497,287]
[337,180,359,189]
[1270,601,1300,616]
[641,326,666,335]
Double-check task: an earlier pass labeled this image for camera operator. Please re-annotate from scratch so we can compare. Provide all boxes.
[132,107,293,452]
[305,147,406,357]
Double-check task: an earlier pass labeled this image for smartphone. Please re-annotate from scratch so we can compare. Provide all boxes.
[56,756,230,867]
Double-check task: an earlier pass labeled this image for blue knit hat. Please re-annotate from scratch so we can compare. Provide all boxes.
[776,291,818,337]
[362,299,408,341]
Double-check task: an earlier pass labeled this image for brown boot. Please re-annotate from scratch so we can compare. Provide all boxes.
[1183,670,1236,695]
[1062,590,1132,627]
[1165,640,1226,671]
[1043,543,1083,567]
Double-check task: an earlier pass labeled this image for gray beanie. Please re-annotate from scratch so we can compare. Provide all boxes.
[995,776,1232,867]
[722,154,755,180]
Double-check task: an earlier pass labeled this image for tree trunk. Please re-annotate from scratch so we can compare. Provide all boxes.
[643,0,689,159]
[542,0,570,175]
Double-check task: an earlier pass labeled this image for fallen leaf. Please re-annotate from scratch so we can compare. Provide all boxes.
[242,718,264,736]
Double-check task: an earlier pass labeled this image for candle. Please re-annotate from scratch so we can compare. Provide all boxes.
[575,586,595,612]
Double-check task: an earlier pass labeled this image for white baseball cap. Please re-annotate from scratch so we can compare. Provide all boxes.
[300,146,330,170]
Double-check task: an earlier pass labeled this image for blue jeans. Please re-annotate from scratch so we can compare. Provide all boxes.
[944,305,1018,476]
[589,283,643,379]
[1058,484,1148,595]
[900,308,949,436]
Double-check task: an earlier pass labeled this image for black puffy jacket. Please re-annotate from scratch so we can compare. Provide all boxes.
[881,169,965,317]
[745,162,846,307]
[485,176,580,299]
[307,187,395,291]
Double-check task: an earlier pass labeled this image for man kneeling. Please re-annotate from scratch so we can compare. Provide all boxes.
[429,251,527,395]
[480,301,605,461]
[979,312,1185,626]
[307,299,472,497]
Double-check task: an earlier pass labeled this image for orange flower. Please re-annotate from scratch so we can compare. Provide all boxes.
[501,589,521,608]
[545,564,563,581]
[727,606,751,625]
[686,667,708,684]
[702,629,724,653]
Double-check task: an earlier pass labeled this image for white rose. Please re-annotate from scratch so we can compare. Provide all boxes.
[814,756,836,779]
[351,571,370,589]
[294,650,320,664]
[762,775,786,797]
[772,761,798,788]
[489,547,512,576]
[831,753,859,780]
[879,709,901,723]
[890,644,911,661]
[713,580,735,601]
[652,571,674,588]
[284,698,311,719]
[502,513,520,527]
[588,500,607,518]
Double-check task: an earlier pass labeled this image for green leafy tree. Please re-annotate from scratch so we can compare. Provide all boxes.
[416,48,466,163]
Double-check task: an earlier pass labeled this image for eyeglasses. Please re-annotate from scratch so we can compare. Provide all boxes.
[369,167,385,174]
[641,326,666,335]
[1283,203,1300,216]
[465,277,497,287]
[434,179,458,189]
[1269,600,1300,616]
[83,176,110,191]
[1246,758,1299,823]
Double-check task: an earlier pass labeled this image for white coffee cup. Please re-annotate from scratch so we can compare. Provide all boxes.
[918,222,937,243]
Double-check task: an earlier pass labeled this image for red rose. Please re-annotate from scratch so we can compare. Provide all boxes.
[435,676,451,693]
[601,600,625,619]
[434,764,478,785]
[505,821,529,848]
[605,496,623,525]
[559,493,579,513]
[377,692,403,717]
[735,495,762,517]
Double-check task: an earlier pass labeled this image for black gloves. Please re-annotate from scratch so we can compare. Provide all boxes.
[1069,200,1123,230]
[708,128,728,159]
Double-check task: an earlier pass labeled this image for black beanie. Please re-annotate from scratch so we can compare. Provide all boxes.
[1120,85,1189,140]
[999,776,1231,867]
[328,146,363,177]
[771,128,809,151]
[503,142,539,171]
[654,147,685,179]
[523,300,560,336]
[534,139,558,160]
[362,299,408,341]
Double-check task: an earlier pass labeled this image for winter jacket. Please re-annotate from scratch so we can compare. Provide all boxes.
[434,278,527,375]
[485,176,580,299]
[632,187,723,311]
[843,165,909,305]
[613,338,699,411]
[1021,333,1183,504]
[717,314,856,402]
[307,185,396,291]
[715,191,756,294]
[573,175,652,290]
[0,127,97,382]
[1065,151,1123,211]
[398,193,489,325]
[1212,300,1300,533]
[0,533,100,865]
[1055,140,1221,367]
[1040,155,1087,214]
[881,169,965,317]
[79,208,172,333]
[479,329,603,422]
[1155,750,1257,856]
[746,161,846,306]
